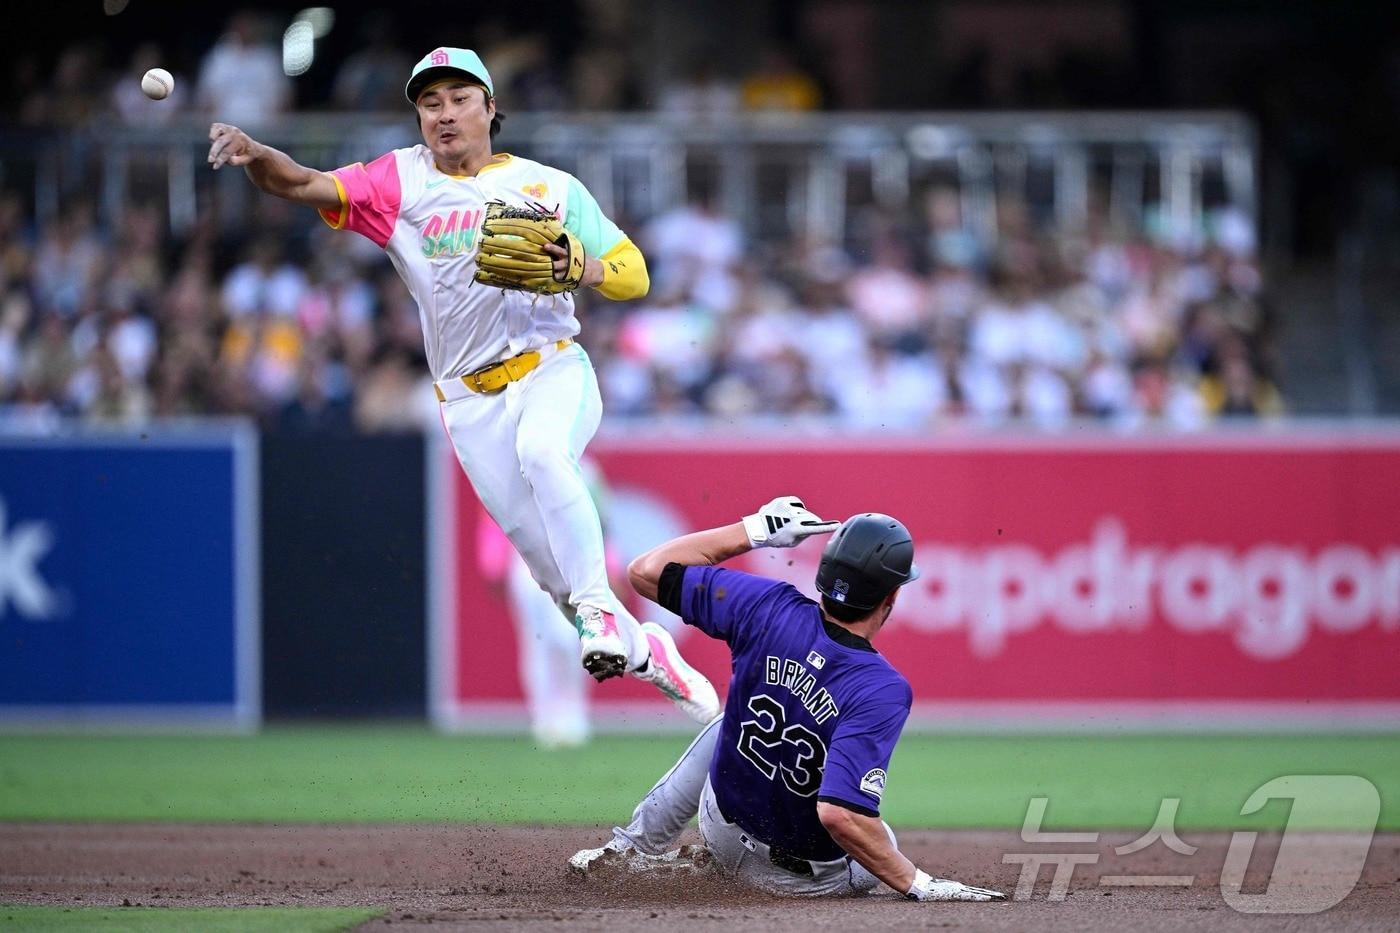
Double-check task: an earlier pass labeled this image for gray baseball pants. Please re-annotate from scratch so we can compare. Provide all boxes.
[608,716,886,897]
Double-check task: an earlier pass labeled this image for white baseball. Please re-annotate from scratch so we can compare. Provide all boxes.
[141,68,174,101]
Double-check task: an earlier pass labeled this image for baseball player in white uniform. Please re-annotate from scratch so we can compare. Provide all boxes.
[207,46,719,723]
[478,458,621,747]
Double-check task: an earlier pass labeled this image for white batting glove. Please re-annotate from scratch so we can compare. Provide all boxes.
[742,496,840,549]
[906,868,1007,902]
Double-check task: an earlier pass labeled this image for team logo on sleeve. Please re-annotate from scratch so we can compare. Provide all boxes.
[522,183,548,199]
[860,768,887,801]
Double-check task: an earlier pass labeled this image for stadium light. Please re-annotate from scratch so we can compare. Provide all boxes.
[283,8,335,77]
[282,20,315,77]
[297,7,336,39]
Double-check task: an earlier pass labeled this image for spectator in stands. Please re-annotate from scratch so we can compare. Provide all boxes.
[196,12,291,126]
[221,237,306,319]
[572,41,634,110]
[845,237,929,344]
[1124,357,1206,430]
[1199,338,1283,418]
[332,17,412,112]
[354,347,436,433]
[658,58,741,118]
[832,336,944,429]
[643,193,743,312]
[31,202,103,318]
[0,292,31,399]
[740,44,822,111]
[478,27,568,110]
[21,44,102,126]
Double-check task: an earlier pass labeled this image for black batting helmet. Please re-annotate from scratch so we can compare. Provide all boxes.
[815,513,920,612]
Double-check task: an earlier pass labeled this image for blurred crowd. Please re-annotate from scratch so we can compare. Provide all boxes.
[7,11,833,131]
[593,192,1278,429]
[0,180,1277,433]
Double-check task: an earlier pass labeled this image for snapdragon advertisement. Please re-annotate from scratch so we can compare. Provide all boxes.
[432,432,1400,728]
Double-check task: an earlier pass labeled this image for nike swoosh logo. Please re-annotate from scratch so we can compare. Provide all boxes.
[425,178,451,190]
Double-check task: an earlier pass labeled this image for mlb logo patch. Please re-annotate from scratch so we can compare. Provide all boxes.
[831,579,849,602]
[806,651,825,669]
[860,768,887,801]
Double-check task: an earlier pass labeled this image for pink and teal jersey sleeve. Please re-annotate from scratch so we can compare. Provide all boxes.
[319,152,402,249]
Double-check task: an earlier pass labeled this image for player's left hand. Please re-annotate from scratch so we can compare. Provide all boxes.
[473,201,589,294]
[543,243,603,288]
[742,496,840,549]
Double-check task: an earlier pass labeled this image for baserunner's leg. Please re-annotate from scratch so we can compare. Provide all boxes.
[610,715,724,855]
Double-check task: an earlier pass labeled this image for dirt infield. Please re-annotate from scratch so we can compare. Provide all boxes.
[2,824,1395,931]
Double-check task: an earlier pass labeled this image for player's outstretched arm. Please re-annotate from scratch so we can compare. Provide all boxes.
[627,496,839,602]
[817,803,1006,901]
[627,522,750,602]
[817,801,917,892]
[206,123,341,211]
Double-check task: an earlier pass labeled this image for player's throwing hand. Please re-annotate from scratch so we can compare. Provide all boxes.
[207,123,261,169]
[742,496,840,549]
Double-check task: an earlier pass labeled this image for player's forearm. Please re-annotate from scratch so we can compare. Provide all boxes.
[592,240,649,301]
[818,803,917,893]
[244,144,335,206]
[627,522,750,602]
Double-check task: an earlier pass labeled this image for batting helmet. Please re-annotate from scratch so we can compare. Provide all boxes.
[815,513,921,612]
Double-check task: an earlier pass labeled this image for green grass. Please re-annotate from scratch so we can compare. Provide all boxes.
[0,906,381,932]
[0,728,1395,830]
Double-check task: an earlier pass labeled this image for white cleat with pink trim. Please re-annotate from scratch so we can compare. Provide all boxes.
[577,606,628,682]
[633,622,720,723]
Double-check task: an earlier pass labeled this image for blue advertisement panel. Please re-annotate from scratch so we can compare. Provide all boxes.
[0,426,258,728]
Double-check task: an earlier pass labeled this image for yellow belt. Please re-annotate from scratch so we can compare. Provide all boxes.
[434,339,574,400]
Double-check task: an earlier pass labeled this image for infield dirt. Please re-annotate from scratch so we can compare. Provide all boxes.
[2,824,1395,931]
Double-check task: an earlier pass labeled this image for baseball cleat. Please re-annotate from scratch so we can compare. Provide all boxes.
[919,879,1007,902]
[633,622,721,723]
[576,606,627,682]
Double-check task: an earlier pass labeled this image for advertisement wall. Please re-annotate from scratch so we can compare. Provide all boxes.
[0,427,259,728]
[431,431,1400,730]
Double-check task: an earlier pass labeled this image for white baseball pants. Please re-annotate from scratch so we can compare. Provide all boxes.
[609,716,884,897]
[440,342,649,670]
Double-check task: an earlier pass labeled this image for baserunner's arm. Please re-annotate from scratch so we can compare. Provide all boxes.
[207,122,341,211]
[627,523,750,602]
[817,802,916,893]
[629,496,839,603]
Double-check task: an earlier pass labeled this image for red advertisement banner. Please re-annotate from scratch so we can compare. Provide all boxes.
[431,433,1400,728]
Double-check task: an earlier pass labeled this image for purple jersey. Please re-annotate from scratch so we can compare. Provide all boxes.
[667,564,912,862]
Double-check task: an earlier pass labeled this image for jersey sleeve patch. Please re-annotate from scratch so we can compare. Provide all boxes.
[859,768,887,802]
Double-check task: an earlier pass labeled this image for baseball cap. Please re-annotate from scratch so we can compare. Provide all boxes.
[405,47,494,104]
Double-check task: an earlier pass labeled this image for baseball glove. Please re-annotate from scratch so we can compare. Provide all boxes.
[473,201,586,294]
